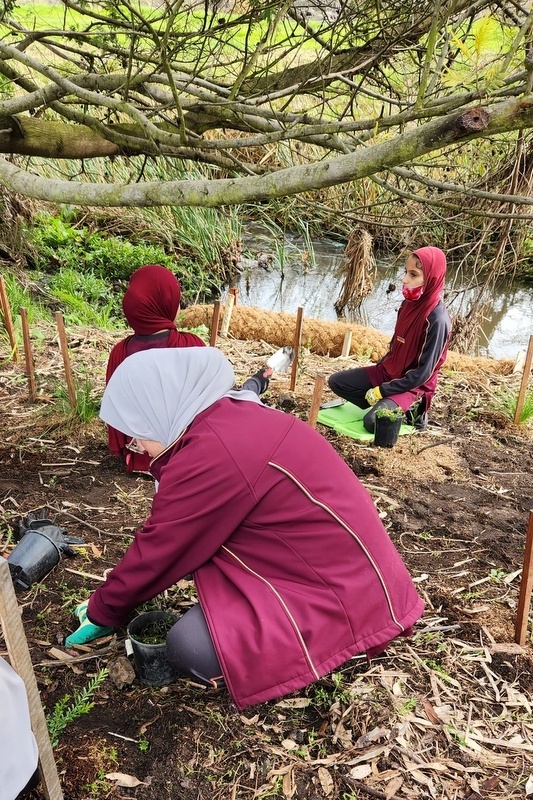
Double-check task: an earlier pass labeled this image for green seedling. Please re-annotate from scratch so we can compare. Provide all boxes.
[131,617,175,644]
[375,405,404,421]
[47,668,108,746]
[489,567,506,583]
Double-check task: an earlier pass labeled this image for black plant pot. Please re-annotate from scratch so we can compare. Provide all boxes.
[7,530,62,589]
[127,611,180,687]
[374,415,402,448]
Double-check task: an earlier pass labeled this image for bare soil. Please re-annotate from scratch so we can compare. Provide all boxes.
[1,329,533,800]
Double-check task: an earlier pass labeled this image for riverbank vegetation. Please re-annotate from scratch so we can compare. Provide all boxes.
[1,0,532,352]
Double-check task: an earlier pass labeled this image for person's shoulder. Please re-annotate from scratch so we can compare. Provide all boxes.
[176,332,206,347]
[428,301,451,327]
[108,335,130,353]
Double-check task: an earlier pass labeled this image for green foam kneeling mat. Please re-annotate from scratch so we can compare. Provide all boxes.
[317,402,416,442]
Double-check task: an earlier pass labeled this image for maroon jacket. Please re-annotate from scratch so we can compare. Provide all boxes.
[89,398,423,709]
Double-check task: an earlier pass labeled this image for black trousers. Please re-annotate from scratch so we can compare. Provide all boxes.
[166,604,224,688]
[16,767,40,799]
[328,367,400,433]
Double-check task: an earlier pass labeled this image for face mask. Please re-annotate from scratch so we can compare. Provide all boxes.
[402,284,424,302]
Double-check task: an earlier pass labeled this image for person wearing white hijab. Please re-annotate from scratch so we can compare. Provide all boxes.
[0,656,40,799]
[99,346,261,455]
[65,346,423,710]
[64,347,263,648]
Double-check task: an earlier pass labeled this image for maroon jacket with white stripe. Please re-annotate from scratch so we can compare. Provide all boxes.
[89,398,424,708]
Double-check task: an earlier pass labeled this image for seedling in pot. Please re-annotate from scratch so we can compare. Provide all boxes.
[132,616,175,644]
[374,406,403,421]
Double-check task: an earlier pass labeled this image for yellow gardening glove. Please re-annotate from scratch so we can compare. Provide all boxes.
[365,386,383,406]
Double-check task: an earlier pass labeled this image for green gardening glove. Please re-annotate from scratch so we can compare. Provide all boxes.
[65,600,114,647]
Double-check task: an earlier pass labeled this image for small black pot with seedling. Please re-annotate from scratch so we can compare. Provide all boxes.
[127,611,179,687]
[373,406,404,448]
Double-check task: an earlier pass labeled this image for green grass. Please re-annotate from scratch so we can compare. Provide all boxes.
[514,393,533,424]
[8,3,82,29]
[3,272,46,325]
[494,388,533,425]
[53,379,100,424]
[48,268,121,328]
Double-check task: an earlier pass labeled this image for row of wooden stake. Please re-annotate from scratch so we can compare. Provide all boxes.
[209,292,345,427]
[2,277,533,625]
[0,279,532,800]
[3,276,531,423]
[0,276,76,407]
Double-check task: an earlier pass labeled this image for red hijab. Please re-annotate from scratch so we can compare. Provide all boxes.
[122,264,181,335]
[384,246,447,378]
[105,265,205,467]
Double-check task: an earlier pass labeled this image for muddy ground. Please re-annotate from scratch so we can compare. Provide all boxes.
[1,327,533,800]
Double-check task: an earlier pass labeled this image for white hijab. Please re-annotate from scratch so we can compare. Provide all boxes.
[0,654,39,799]
[100,347,261,445]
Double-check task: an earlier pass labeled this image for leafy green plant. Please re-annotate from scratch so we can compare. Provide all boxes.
[27,212,177,283]
[398,698,417,715]
[310,672,351,707]
[48,268,121,328]
[53,380,100,424]
[492,387,533,425]
[47,669,108,746]
[84,769,112,798]
[375,406,403,421]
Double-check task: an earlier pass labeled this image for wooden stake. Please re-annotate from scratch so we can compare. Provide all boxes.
[307,373,326,428]
[514,334,533,424]
[20,307,37,402]
[515,511,533,646]
[209,300,221,347]
[289,306,304,392]
[54,312,76,409]
[229,287,238,305]
[0,558,64,800]
[220,293,235,338]
[0,274,18,361]
[341,329,352,357]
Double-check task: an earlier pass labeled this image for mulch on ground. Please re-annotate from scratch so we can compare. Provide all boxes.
[1,322,532,800]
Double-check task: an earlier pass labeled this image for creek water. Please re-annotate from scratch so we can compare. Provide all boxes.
[227,230,533,359]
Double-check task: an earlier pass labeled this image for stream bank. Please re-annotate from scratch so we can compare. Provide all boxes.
[230,230,533,360]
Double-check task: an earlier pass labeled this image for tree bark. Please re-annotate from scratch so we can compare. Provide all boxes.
[0,96,531,207]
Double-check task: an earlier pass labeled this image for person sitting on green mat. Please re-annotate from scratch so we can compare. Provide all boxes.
[328,246,452,434]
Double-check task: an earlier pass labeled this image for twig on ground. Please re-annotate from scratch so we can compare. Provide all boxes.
[35,644,118,667]
[46,504,133,538]
[342,776,403,800]
[416,438,458,454]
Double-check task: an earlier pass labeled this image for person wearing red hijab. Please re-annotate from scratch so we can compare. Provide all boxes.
[106,264,205,472]
[328,246,452,434]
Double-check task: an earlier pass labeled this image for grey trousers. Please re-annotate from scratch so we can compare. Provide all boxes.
[166,604,225,688]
